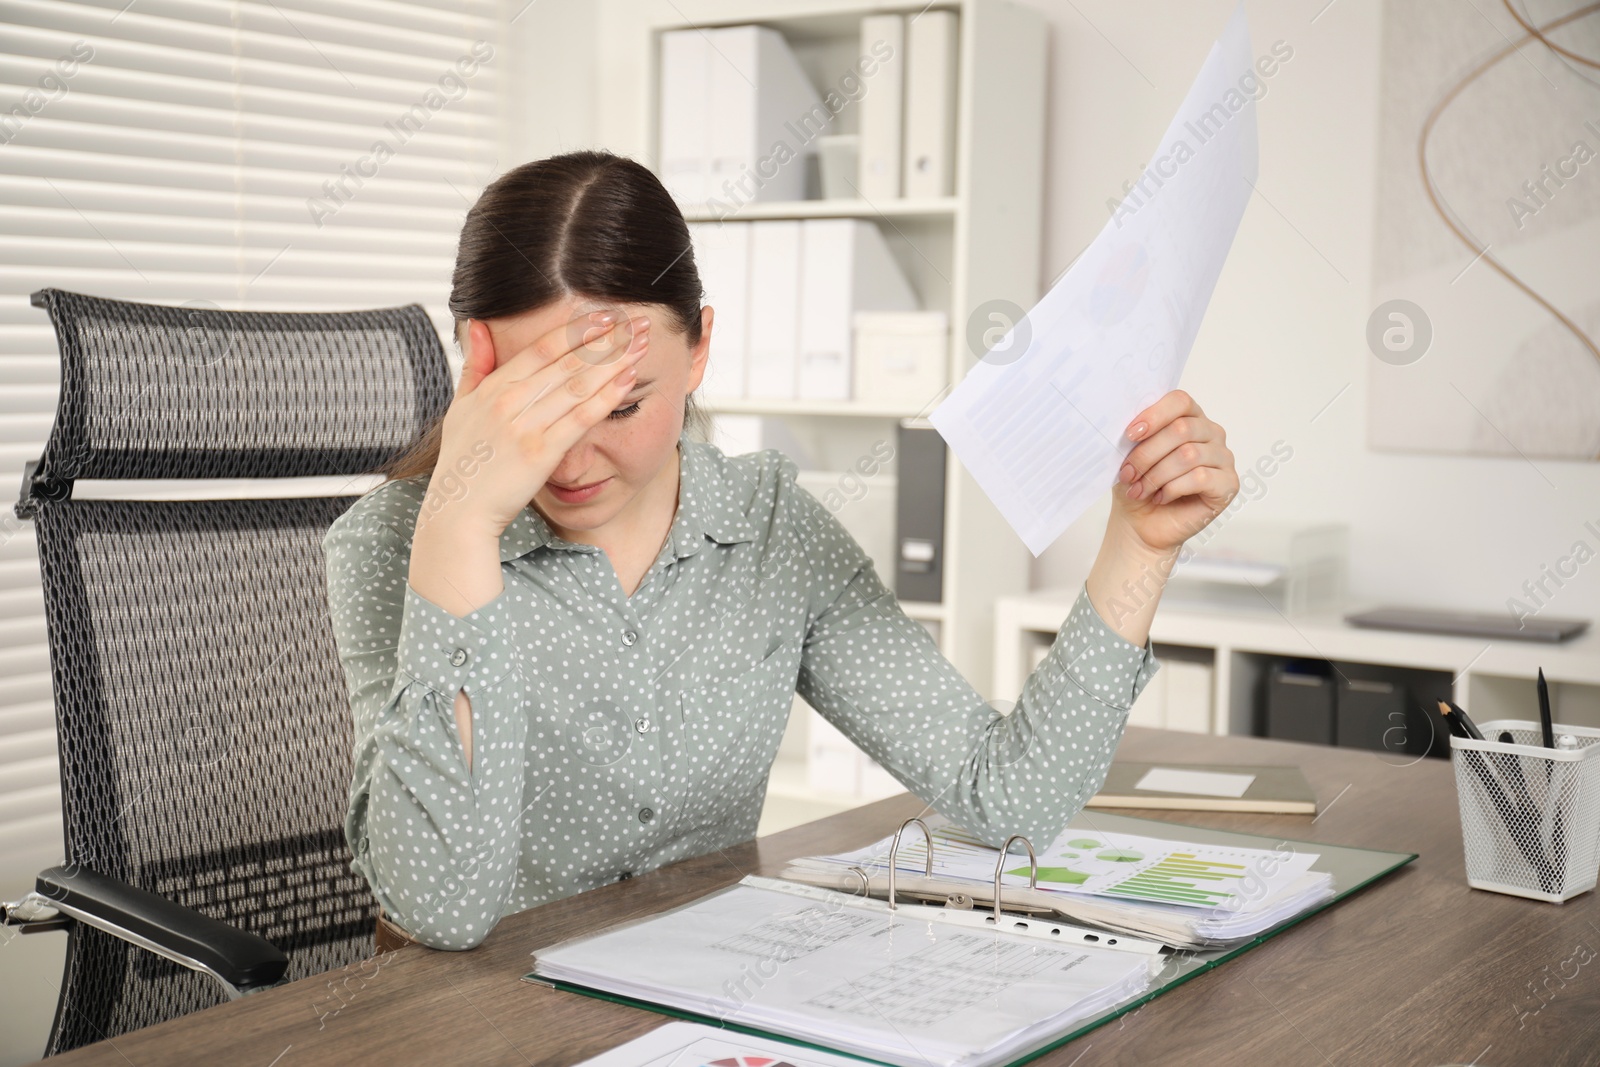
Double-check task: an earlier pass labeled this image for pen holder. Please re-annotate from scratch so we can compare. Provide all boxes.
[1450,720,1600,903]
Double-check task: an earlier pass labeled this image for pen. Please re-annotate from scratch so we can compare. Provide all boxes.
[1496,730,1536,814]
[1537,668,1555,749]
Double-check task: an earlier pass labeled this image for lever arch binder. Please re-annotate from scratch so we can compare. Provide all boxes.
[528,818,1157,1067]
[526,813,1415,1067]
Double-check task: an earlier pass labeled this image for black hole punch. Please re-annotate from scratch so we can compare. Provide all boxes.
[1084,934,1099,942]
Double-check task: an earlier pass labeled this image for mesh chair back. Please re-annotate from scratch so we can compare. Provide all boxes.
[21,289,453,1054]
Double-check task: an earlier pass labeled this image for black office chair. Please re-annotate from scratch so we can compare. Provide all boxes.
[0,289,454,1055]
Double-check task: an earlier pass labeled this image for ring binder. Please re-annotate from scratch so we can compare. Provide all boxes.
[992,834,1038,924]
[886,816,934,909]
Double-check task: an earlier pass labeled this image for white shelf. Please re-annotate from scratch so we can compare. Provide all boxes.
[899,600,948,622]
[706,398,933,418]
[995,588,1600,736]
[682,196,958,222]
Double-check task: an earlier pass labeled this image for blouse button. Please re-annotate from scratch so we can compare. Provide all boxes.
[638,806,655,823]
[621,630,638,646]
[449,648,468,667]
[634,717,651,733]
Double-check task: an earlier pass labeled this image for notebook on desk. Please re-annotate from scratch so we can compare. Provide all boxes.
[1084,762,1318,815]
[524,813,1415,1067]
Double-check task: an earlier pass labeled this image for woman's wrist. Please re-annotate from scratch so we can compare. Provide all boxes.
[1085,515,1181,647]
[409,513,506,619]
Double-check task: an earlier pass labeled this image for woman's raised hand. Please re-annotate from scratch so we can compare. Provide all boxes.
[1110,389,1239,554]
[421,308,651,538]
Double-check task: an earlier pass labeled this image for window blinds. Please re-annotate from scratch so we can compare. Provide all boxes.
[0,0,502,894]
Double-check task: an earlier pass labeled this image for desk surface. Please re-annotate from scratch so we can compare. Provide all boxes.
[43,729,1600,1067]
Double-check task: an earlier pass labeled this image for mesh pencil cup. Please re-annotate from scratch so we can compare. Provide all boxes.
[1450,720,1600,903]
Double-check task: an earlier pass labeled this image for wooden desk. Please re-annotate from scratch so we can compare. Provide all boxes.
[42,729,1600,1066]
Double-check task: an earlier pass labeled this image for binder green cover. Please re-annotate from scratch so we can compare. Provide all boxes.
[524,813,1417,1067]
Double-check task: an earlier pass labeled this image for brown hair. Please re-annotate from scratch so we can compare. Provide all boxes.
[371,150,712,483]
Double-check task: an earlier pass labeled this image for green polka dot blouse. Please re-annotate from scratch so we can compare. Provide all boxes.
[321,431,1159,950]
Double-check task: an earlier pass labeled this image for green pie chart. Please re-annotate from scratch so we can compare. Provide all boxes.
[1068,838,1101,849]
[1096,848,1144,863]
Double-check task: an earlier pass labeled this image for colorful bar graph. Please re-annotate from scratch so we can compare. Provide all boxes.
[1101,852,1248,907]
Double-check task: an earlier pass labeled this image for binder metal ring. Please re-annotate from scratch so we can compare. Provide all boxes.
[991,834,1038,923]
[886,817,934,910]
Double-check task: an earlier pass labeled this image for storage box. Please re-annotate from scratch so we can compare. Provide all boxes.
[852,310,947,409]
[1167,521,1348,616]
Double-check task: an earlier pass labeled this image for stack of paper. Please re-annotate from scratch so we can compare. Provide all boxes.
[530,877,1151,1067]
[781,814,1334,949]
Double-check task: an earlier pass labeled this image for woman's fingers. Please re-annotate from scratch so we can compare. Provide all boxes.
[492,309,644,385]
[1121,413,1213,487]
[505,319,649,430]
[1147,461,1238,508]
[1124,389,1203,445]
[548,357,646,448]
[456,319,498,396]
[1120,390,1213,484]
[1132,439,1235,503]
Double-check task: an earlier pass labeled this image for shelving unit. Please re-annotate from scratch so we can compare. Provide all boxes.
[681,196,958,221]
[995,590,1600,741]
[600,0,1048,833]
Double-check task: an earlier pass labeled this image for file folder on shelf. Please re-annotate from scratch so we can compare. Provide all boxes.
[858,14,906,200]
[797,219,920,401]
[746,220,803,400]
[894,422,946,603]
[658,29,712,207]
[689,220,752,401]
[659,25,828,213]
[903,10,959,198]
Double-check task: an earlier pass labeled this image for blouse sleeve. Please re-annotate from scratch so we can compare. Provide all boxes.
[321,494,532,951]
[784,462,1160,850]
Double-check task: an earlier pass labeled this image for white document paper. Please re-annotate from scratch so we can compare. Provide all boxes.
[534,879,1149,1067]
[1135,766,1256,798]
[575,1020,869,1067]
[928,5,1259,555]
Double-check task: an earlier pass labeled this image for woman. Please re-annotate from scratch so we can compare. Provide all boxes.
[322,149,1239,951]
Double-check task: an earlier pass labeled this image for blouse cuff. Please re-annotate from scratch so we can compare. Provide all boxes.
[396,581,518,698]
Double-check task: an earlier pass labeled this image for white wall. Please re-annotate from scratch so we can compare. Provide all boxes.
[515,0,1600,625]
[1025,0,1600,624]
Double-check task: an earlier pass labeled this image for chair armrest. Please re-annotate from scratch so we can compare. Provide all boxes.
[36,864,289,994]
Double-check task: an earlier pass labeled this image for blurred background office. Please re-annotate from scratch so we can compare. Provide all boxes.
[3,1,1597,1060]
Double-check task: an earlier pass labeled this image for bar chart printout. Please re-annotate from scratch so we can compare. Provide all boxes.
[1102,853,1248,906]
